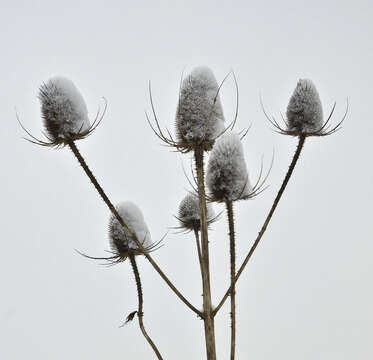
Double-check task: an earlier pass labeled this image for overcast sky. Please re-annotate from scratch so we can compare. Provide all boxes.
[1,0,373,359]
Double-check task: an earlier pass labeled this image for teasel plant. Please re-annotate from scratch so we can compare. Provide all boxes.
[205,131,271,360]
[79,201,164,359]
[18,68,346,360]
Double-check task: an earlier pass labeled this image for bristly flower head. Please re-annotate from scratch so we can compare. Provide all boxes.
[109,201,153,256]
[18,76,106,148]
[177,193,216,232]
[77,201,160,266]
[175,66,225,151]
[286,79,323,134]
[263,78,346,137]
[39,77,91,143]
[206,132,252,202]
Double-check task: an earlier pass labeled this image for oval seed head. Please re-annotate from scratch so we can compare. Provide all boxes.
[39,77,91,143]
[178,193,215,231]
[176,66,225,151]
[286,79,323,134]
[206,132,252,202]
[109,201,152,255]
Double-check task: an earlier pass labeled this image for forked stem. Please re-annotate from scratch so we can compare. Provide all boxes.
[194,146,216,360]
[67,140,202,317]
[213,135,306,316]
[129,254,164,360]
[226,200,236,360]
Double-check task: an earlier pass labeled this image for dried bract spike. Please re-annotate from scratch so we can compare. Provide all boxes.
[177,193,216,232]
[286,79,323,134]
[207,132,252,202]
[109,201,153,256]
[176,66,225,151]
[39,77,90,142]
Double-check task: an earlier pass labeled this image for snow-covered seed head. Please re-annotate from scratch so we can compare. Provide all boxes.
[178,193,215,232]
[176,66,225,151]
[39,77,91,144]
[207,132,252,202]
[286,79,323,134]
[109,201,152,256]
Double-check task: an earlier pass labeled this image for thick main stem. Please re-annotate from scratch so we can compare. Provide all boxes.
[129,254,163,360]
[68,140,202,317]
[226,201,236,360]
[214,135,306,315]
[194,146,216,360]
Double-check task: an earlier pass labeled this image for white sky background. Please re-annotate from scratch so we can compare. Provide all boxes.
[1,0,372,359]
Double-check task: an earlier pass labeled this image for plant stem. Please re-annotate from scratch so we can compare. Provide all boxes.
[129,254,164,360]
[213,135,306,316]
[194,227,204,284]
[194,146,216,360]
[226,200,236,360]
[68,140,202,317]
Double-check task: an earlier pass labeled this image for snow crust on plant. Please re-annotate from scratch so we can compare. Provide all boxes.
[176,66,225,145]
[286,79,323,134]
[206,132,252,202]
[178,193,215,231]
[39,77,90,140]
[109,201,152,253]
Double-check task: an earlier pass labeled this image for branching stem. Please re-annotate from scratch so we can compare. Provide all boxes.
[67,140,202,317]
[213,135,306,316]
[226,200,236,360]
[129,254,163,360]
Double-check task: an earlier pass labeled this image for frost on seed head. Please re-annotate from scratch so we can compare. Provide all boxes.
[206,132,252,202]
[109,201,152,255]
[39,77,90,141]
[176,66,225,150]
[286,79,323,134]
[178,193,215,231]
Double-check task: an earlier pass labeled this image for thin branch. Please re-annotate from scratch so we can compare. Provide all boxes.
[226,200,236,360]
[67,140,202,317]
[129,254,164,360]
[194,227,204,285]
[213,135,306,316]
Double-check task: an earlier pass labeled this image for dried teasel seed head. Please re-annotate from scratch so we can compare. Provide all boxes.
[109,201,152,255]
[206,132,252,202]
[39,77,91,143]
[286,79,323,135]
[178,193,215,232]
[176,66,225,151]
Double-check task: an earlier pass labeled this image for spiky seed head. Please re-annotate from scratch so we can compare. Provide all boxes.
[286,79,323,134]
[176,66,225,151]
[178,193,215,231]
[206,132,252,202]
[109,201,152,255]
[39,77,91,142]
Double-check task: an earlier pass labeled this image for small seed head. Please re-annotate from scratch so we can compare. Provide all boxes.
[207,132,252,202]
[286,79,323,134]
[178,193,215,231]
[39,77,90,143]
[109,201,152,255]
